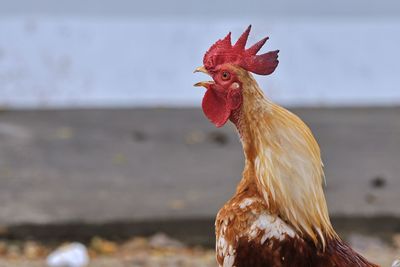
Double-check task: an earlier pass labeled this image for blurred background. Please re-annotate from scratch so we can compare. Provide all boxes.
[0,0,399,266]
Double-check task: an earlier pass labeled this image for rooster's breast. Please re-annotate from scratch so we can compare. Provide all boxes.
[215,196,309,267]
[215,195,377,267]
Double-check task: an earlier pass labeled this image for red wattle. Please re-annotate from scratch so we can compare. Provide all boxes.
[202,89,230,128]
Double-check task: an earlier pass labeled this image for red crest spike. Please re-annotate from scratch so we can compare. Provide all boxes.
[203,26,279,76]
[233,25,251,50]
[222,32,232,46]
[246,37,269,56]
[242,50,280,75]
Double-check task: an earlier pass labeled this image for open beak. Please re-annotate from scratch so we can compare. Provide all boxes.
[193,66,209,75]
[194,66,213,88]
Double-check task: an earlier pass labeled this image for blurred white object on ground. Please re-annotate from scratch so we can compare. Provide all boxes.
[392,259,400,267]
[46,242,89,267]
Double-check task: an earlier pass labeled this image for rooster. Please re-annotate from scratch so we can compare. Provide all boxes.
[194,26,380,267]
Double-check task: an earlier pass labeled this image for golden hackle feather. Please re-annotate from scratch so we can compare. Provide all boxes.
[232,66,337,247]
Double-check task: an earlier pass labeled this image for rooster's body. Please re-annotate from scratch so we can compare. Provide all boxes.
[216,187,372,267]
[214,74,376,266]
[194,26,379,266]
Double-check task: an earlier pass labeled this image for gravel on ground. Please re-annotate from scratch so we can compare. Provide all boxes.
[0,233,399,267]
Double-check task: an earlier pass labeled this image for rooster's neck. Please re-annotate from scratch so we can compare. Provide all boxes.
[230,70,337,248]
[229,72,272,164]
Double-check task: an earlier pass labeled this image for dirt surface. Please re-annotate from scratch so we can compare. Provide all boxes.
[0,108,399,265]
[0,108,399,225]
[0,233,399,267]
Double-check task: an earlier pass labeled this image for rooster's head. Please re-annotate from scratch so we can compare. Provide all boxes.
[194,25,279,127]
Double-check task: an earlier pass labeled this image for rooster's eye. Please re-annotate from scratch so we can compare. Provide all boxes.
[221,71,231,81]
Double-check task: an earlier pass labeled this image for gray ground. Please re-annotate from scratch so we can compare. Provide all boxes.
[0,107,399,225]
[0,107,399,266]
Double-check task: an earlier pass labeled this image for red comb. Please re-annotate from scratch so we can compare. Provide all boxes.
[203,25,279,75]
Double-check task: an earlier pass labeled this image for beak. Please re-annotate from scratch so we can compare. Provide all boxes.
[193,66,209,75]
[194,66,212,88]
[193,81,213,88]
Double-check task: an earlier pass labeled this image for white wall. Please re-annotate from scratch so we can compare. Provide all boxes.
[0,0,399,108]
